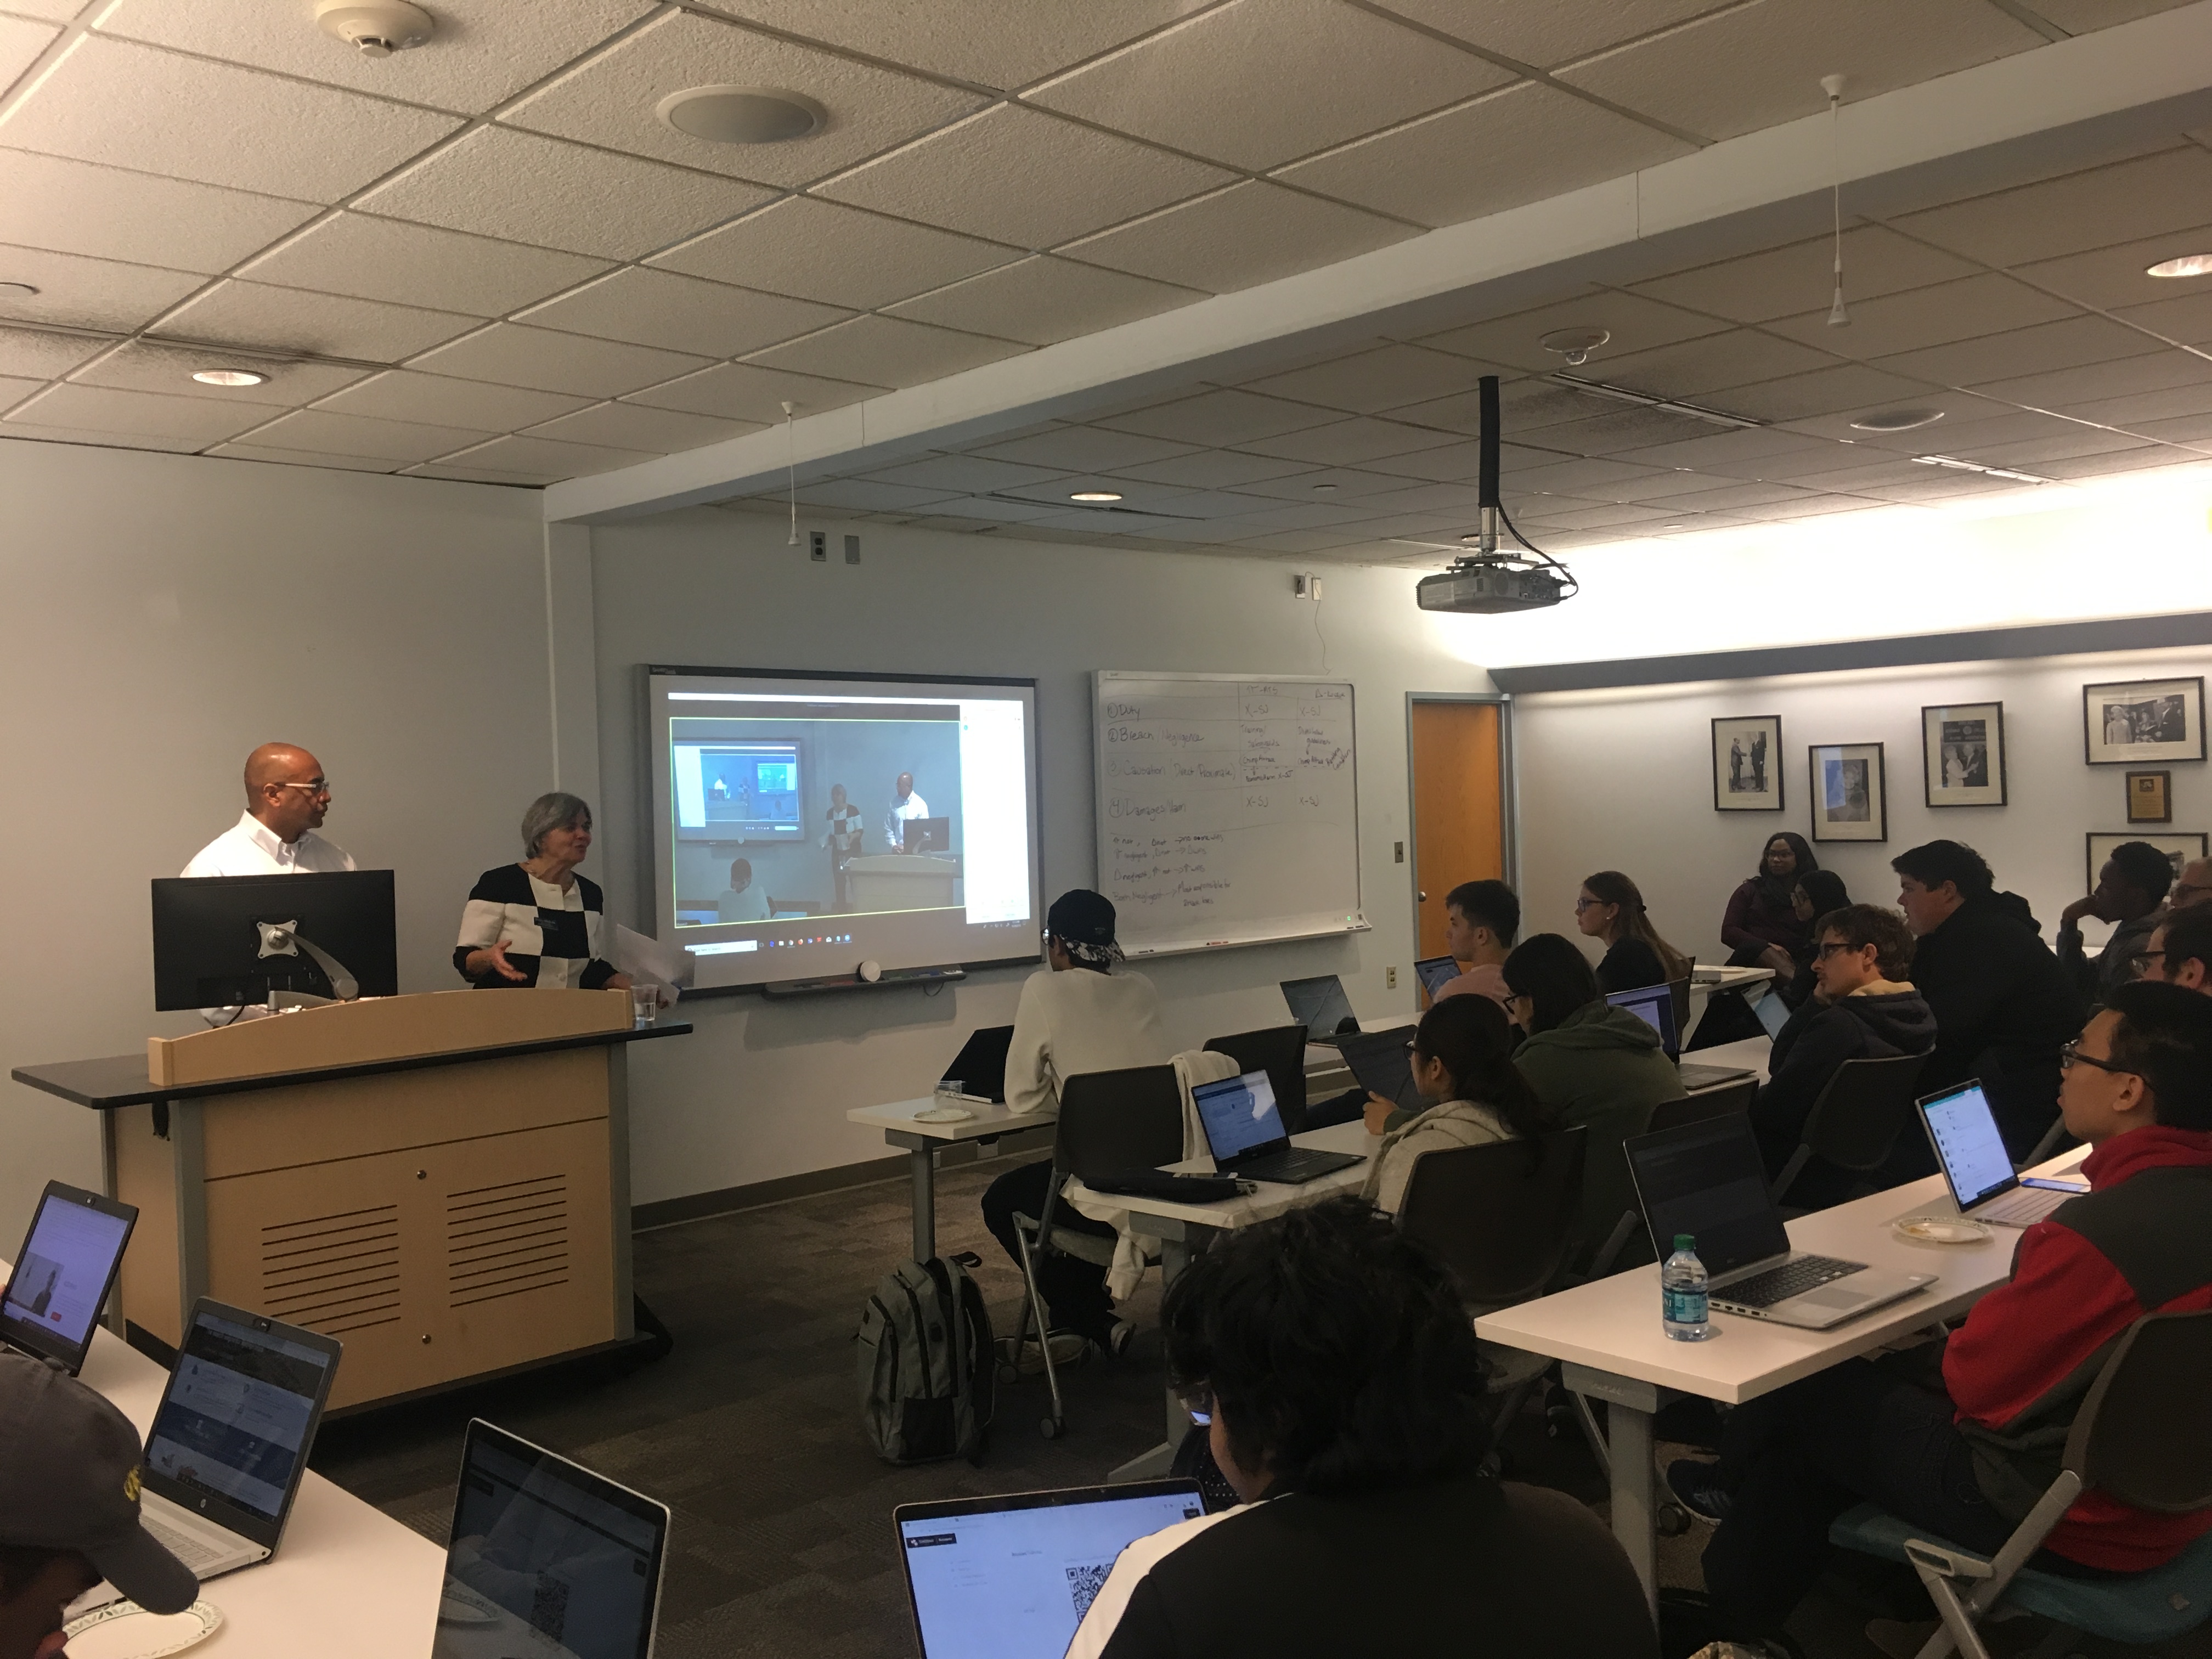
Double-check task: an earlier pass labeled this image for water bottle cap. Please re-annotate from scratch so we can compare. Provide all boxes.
[1674,1233,1695,1251]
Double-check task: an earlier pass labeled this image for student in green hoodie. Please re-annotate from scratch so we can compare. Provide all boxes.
[1503,933,1686,1269]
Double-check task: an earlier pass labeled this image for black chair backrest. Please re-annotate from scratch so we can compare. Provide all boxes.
[2069,1308,2212,1513]
[1396,1128,1588,1306]
[1800,1052,1931,1172]
[1649,1079,1754,1133]
[1053,1065,1186,1182]
[1205,1024,1310,1132]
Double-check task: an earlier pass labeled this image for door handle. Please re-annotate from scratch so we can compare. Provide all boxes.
[1418,891,1428,902]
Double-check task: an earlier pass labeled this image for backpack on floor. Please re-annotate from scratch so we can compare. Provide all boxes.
[857,1251,994,1465]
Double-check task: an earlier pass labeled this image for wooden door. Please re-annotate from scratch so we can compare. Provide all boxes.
[1409,701,1505,960]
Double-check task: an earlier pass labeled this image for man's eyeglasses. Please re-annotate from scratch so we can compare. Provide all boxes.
[1813,940,1853,960]
[270,778,330,796]
[2059,1040,2137,1078]
[2128,949,2165,978]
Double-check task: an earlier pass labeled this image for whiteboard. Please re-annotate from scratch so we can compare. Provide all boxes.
[1093,672,1367,957]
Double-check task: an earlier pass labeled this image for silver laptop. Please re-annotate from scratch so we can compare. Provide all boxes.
[1918,1080,2085,1228]
[1626,1115,1934,1329]
[1606,980,1751,1092]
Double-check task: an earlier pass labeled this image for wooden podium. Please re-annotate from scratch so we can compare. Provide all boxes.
[13,991,687,1413]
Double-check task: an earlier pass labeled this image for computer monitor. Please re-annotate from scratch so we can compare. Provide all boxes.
[1606,981,1680,1062]
[1,1181,136,1375]
[1280,974,1358,1040]
[150,871,398,1012]
[902,816,951,854]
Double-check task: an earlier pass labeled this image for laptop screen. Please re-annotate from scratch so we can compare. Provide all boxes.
[1280,974,1356,1038]
[1606,981,1679,1061]
[898,1481,1204,1659]
[945,1024,1015,1101]
[436,1420,669,1659]
[1336,1026,1421,1109]
[1920,1082,2018,1210]
[1193,1071,1285,1162]
[1414,957,1459,1000]
[1625,1115,1788,1278]
[145,1306,337,1531]
[2,1183,134,1372]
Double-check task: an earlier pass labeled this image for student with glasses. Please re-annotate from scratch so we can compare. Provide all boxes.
[2137,905,2212,995]
[181,742,353,878]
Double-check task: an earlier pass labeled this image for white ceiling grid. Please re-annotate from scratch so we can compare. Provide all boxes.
[0,0,2197,555]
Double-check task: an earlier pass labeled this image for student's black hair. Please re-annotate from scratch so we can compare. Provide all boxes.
[2107,840,2176,906]
[1891,839,1994,899]
[1443,879,1520,946]
[1413,995,1553,1137]
[1814,903,1915,981]
[2159,907,2212,981]
[729,857,752,885]
[1159,1196,1493,1497]
[1755,832,1818,893]
[2103,980,2212,1132]
[1500,933,1602,1034]
[1796,869,1850,918]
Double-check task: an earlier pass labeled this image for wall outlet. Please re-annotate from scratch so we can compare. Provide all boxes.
[1393,840,1405,864]
[809,531,826,561]
[844,534,861,565]
[1292,572,1323,600]
[1386,966,1397,989]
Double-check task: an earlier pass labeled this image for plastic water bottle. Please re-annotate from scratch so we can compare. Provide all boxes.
[1662,1233,1713,1342]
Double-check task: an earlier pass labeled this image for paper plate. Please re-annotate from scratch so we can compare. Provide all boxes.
[62,1600,223,1659]
[913,1105,973,1123]
[1893,1214,1994,1245]
[438,1592,503,1627]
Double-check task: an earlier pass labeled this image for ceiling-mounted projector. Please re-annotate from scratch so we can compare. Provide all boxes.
[1415,375,1579,616]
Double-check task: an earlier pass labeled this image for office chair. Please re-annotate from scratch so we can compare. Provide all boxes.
[1204,1023,1309,1132]
[1006,1064,1183,1440]
[1830,1308,2212,1659]
[1769,1051,1930,1211]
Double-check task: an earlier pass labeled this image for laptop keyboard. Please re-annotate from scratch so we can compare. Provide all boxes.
[1236,1147,1362,1184]
[1679,1063,1750,1091]
[1973,1186,2070,1226]
[142,1512,232,1570]
[1717,1255,1865,1310]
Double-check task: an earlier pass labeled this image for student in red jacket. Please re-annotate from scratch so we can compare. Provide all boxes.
[1669,979,2212,1649]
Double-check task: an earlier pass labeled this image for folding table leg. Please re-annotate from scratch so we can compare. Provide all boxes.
[1565,1363,1666,1616]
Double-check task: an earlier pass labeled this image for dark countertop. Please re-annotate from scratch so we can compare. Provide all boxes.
[12,1021,692,1109]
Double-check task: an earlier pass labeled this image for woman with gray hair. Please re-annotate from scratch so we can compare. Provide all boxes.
[454,792,631,992]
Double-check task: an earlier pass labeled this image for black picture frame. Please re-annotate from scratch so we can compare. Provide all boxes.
[1712,715,1783,811]
[2086,832,2206,891]
[2083,676,2205,765]
[1809,742,1887,842]
[1921,701,2006,808]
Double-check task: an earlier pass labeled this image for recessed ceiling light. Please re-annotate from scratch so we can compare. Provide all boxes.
[1540,326,1610,366]
[2147,253,2212,279]
[1069,490,1122,503]
[1850,407,1945,432]
[656,86,826,145]
[0,281,38,298]
[193,368,268,387]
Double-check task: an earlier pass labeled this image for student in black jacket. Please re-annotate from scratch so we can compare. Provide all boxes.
[1752,902,1936,1205]
[1064,1199,1655,1659]
[1893,840,2085,1159]
[1576,868,1692,994]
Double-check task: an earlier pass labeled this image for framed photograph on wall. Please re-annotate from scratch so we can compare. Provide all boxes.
[1712,715,1783,811]
[1810,742,1887,842]
[2086,832,2207,891]
[2083,676,2205,764]
[2127,770,2171,824]
[1921,701,2006,808]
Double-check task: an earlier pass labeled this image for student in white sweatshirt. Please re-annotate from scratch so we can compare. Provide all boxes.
[1361,994,1556,1215]
[981,890,1173,1355]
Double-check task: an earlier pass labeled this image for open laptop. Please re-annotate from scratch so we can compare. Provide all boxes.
[1335,1025,1422,1113]
[1193,1070,1364,1186]
[1918,1080,2085,1227]
[941,1024,1015,1103]
[1281,974,1359,1045]
[435,1419,670,1659]
[896,1480,1204,1659]
[1607,981,1751,1093]
[1625,1115,1934,1329]
[2,1181,136,1375]
[1414,955,1460,1001]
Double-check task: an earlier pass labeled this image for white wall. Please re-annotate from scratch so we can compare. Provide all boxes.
[588,511,1490,1208]
[0,439,554,1243]
[1514,644,2212,974]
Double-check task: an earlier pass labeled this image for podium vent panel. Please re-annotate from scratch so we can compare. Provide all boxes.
[259,1203,403,1335]
[448,1173,571,1308]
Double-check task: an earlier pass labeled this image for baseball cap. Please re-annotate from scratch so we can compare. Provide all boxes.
[1046,888,1117,948]
[0,1351,197,1614]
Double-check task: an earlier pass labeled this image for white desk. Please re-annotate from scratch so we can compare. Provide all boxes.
[1475,1143,2091,1611]
[53,1279,444,1655]
[845,1096,1058,1261]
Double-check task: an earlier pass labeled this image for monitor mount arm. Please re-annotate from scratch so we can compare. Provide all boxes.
[257,920,360,1002]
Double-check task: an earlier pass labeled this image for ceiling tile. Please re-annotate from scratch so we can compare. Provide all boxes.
[651,198,1018,312]
[1420,291,1729,371]
[1705,363,1939,421]
[1765,273,2078,359]
[2012,0,2196,29]
[2055,382,2212,429]
[313,370,591,429]
[0,325,105,378]
[2015,229,2212,313]
[1610,425,1838,470]
[0,151,318,273]
[904,496,1066,523]
[221,408,495,464]
[432,433,657,479]
[1533,501,1683,530]
[688,0,1213,92]
[1639,479,1820,511]
[1609,464,1788,498]
[1630,225,1983,324]
[1967,351,2212,410]
[1370,0,1731,69]
[1554,0,2041,143]
[2033,446,2185,480]
[1238,342,1488,413]
[994,475,1200,511]
[0,422,203,454]
[1227,528,1371,552]
[156,281,480,360]
[407,324,712,398]
[1275,80,1692,230]
[0,0,91,21]
[1360,437,1560,481]
[69,342,369,405]
[355,127,774,262]
[2114,289,2212,347]
[1948,427,2158,466]
[1894,148,2212,269]
[1506,403,1747,454]
[885,256,1199,346]
[743,314,1027,385]
[0,246,202,332]
[504,11,988,188]
[1095,388,1344,445]
[1105,449,1321,488]
[1235,416,1464,464]
[2125,413,2212,447]
[1028,0,1509,171]
[0,16,59,84]
[516,267,849,357]
[204,444,402,474]
[1060,181,1415,295]
[238,215,610,318]
[0,35,461,199]
[1342,479,1490,514]
[1505,455,1676,495]
[972,426,1201,470]
[524,401,762,451]
[0,374,46,411]
[857,455,1073,493]
[5,381,270,441]
[93,0,654,114]
[1222,465,1426,500]
[812,104,1234,250]
[1688,440,1881,480]
[623,360,882,423]
[1199,498,1379,529]
[400,459,560,486]
[1588,329,1843,398]
[795,478,964,512]
[1878,315,2167,387]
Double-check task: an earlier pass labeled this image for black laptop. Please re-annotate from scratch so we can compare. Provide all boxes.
[1281,974,1359,1045]
[1334,1024,1421,1113]
[941,1024,1015,1102]
[2,1181,136,1375]
[1192,1070,1364,1186]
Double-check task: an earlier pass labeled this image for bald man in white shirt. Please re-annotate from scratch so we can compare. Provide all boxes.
[182,743,355,877]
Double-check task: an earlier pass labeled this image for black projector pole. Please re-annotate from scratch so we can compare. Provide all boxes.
[1475,374,1500,554]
